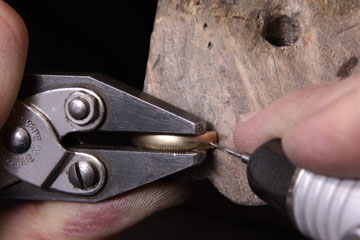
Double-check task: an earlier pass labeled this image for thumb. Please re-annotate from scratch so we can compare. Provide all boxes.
[0,183,189,239]
[234,75,360,178]
[0,4,189,240]
[283,89,360,177]
[0,1,28,127]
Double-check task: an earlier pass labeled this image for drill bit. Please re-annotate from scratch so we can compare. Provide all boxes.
[209,142,250,164]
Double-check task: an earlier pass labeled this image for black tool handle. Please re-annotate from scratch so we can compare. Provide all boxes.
[247,139,296,215]
[247,139,360,240]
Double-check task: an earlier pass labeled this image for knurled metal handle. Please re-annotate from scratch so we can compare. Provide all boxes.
[291,169,360,240]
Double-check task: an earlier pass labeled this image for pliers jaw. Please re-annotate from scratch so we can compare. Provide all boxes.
[0,149,206,202]
[0,74,208,202]
[19,73,207,135]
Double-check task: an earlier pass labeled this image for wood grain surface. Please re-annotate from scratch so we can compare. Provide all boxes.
[144,0,360,205]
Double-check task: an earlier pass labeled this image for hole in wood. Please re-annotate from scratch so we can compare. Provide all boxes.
[262,15,300,47]
[337,56,358,79]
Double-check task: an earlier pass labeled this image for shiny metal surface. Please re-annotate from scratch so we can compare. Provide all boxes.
[3,126,31,154]
[289,169,360,240]
[65,91,100,126]
[0,101,67,187]
[0,149,206,202]
[132,131,217,151]
[0,101,106,195]
[132,131,248,162]
[0,73,208,202]
[286,168,303,231]
[19,74,206,135]
[0,168,19,189]
[50,152,106,195]
[68,161,100,189]
[25,88,105,138]
[67,97,90,120]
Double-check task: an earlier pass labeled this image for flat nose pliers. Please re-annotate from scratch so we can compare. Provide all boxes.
[0,73,208,202]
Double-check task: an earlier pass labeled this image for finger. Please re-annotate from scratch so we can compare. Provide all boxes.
[234,75,360,153]
[0,3,187,240]
[283,89,360,177]
[0,182,189,240]
[0,1,28,127]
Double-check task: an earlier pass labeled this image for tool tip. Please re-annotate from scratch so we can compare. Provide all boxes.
[210,143,250,163]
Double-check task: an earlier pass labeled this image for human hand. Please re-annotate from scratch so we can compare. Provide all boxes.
[234,74,360,178]
[0,2,188,239]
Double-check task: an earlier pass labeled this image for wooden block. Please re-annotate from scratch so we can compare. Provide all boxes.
[144,0,360,205]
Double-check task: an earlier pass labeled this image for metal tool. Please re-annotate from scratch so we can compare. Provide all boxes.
[226,139,360,240]
[129,114,360,240]
[209,142,251,162]
[0,73,208,202]
[1,73,357,240]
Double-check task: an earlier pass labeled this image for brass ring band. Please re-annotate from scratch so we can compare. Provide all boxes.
[131,131,217,151]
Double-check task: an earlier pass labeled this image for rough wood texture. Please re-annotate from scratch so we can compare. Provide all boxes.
[144,0,360,205]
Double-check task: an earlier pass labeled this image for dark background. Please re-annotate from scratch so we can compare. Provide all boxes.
[6,1,306,239]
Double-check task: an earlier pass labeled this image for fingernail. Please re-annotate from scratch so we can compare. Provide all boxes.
[239,111,259,122]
